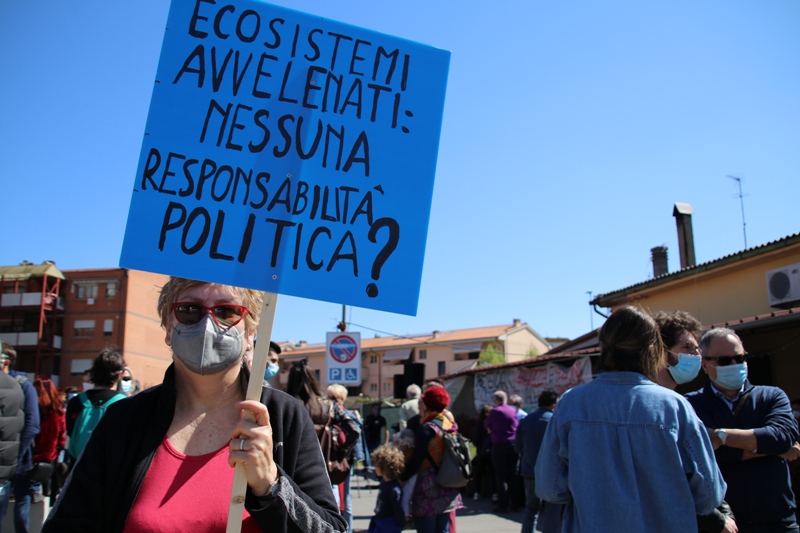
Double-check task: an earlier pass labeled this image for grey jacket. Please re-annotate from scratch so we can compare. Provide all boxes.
[0,372,24,484]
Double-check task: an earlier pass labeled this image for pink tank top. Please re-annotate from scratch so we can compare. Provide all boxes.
[124,437,260,532]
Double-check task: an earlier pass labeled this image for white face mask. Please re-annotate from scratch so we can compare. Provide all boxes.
[120,380,133,394]
[170,314,244,375]
[666,352,702,385]
[713,362,748,391]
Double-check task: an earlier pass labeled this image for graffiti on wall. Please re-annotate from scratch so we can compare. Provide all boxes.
[473,357,592,410]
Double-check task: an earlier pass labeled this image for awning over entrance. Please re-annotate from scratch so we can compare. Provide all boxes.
[451,342,483,354]
[382,348,412,363]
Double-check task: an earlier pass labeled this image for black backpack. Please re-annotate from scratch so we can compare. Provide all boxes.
[426,427,473,488]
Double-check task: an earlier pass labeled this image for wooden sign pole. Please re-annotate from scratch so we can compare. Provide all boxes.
[226,292,279,533]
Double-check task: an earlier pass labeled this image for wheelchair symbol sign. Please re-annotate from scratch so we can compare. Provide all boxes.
[326,331,361,385]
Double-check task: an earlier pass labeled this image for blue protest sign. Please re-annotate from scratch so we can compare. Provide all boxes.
[119,0,450,315]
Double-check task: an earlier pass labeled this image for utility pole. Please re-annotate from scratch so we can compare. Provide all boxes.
[727,175,748,249]
[337,305,347,332]
[586,291,594,330]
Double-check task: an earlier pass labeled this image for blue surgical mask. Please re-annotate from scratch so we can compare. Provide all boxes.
[170,314,244,375]
[264,362,280,380]
[713,362,748,391]
[667,353,702,385]
[120,380,133,394]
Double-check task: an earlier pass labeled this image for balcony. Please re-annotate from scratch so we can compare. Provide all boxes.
[1,292,64,310]
[0,332,62,349]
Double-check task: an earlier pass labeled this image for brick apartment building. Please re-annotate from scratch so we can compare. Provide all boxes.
[1,261,172,389]
[60,268,172,390]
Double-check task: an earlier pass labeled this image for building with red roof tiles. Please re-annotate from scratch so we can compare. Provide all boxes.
[276,319,551,398]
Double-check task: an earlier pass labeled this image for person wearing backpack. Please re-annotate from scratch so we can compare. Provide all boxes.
[287,362,360,494]
[399,385,463,533]
[65,348,126,463]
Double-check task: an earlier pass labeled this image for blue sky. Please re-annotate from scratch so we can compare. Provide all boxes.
[2,0,798,345]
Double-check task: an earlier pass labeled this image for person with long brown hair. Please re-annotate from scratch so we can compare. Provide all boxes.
[535,305,726,533]
[286,360,360,512]
[33,376,66,503]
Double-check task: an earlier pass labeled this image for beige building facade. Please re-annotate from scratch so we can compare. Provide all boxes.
[592,232,800,399]
[278,320,551,397]
[592,233,800,325]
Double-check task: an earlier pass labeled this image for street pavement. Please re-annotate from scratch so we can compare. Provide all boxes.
[348,476,530,533]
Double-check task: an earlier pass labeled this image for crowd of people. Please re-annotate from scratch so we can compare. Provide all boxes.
[351,304,799,533]
[0,279,798,533]
[0,340,139,532]
[471,306,800,533]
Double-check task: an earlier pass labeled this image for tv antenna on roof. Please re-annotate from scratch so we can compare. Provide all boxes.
[727,175,747,249]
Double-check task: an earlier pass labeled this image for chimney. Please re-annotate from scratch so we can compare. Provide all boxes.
[432,330,440,339]
[512,318,521,327]
[298,340,307,347]
[651,246,668,277]
[673,203,696,269]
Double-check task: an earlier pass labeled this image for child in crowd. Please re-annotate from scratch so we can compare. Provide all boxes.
[392,429,417,520]
[368,445,407,533]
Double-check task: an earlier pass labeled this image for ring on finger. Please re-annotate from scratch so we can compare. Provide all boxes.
[239,439,245,451]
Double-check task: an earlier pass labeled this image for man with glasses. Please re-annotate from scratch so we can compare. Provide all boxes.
[687,327,800,533]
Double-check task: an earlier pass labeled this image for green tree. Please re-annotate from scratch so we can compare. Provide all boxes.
[479,344,505,366]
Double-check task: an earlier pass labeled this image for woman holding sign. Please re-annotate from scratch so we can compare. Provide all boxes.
[44,278,346,533]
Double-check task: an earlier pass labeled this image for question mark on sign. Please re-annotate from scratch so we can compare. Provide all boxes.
[366,217,400,298]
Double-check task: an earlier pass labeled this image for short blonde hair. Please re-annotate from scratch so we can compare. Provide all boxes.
[157,277,264,334]
[326,384,348,404]
[371,445,405,481]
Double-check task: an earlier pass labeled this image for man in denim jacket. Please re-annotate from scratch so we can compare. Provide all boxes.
[687,328,800,533]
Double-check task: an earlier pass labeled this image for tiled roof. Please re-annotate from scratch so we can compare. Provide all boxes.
[592,232,800,305]
[440,350,598,381]
[436,307,800,382]
[0,262,65,281]
[280,323,533,357]
[544,329,599,355]
[706,306,800,330]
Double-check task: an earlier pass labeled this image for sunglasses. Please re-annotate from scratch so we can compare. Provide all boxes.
[172,302,249,327]
[703,353,747,366]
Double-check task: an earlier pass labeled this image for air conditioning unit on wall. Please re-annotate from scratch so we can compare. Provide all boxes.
[766,262,800,309]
